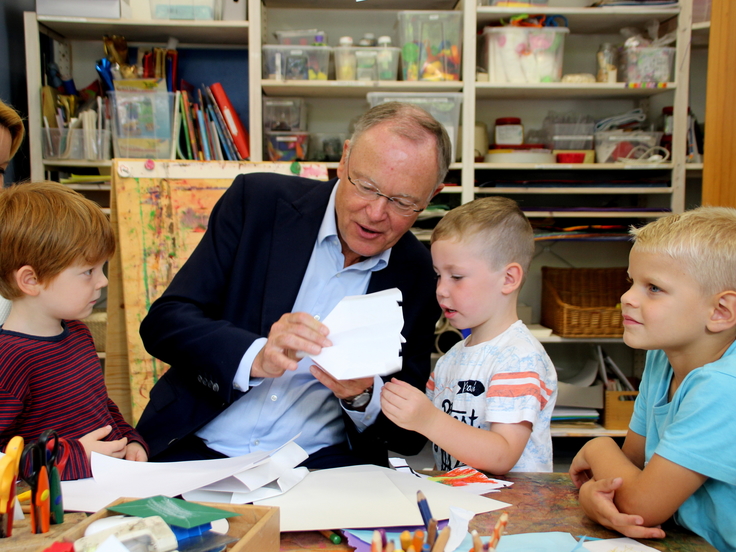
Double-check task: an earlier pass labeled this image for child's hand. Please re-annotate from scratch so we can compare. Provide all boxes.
[579,477,667,539]
[569,447,594,488]
[125,441,148,462]
[380,378,435,433]
[79,425,128,461]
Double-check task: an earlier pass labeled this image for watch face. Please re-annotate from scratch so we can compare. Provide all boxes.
[350,391,371,408]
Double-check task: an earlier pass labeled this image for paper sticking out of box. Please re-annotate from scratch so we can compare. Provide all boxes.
[309,288,405,380]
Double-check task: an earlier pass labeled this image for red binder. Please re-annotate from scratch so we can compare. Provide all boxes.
[210,82,250,159]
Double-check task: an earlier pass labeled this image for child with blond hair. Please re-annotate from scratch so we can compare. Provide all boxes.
[381,197,557,474]
[570,206,736,551]
[0,181,148,479]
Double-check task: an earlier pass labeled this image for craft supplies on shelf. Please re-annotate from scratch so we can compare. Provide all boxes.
[483,26,568,84]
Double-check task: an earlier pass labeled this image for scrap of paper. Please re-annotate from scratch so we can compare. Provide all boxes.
[107,496,239,528]
[428,466,513,495]
[583,538,660,552]
[310,288,405,380]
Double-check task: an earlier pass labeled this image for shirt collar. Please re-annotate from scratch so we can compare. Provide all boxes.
[318,180,391,269]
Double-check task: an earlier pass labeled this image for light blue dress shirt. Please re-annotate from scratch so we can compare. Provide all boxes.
[197,184,390,457]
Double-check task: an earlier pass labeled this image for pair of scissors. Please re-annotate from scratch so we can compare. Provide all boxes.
[0,436,24,538]
[21,429,70,533]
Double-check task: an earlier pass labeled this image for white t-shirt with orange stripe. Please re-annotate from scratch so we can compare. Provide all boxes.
[427,320,557,472]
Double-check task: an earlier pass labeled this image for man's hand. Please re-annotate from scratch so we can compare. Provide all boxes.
[380,378,435,433]
[310,365,373,400]
[79,425,128,461]
[253,312,332,378]
[124,441,149,462]
[579,477,667,539]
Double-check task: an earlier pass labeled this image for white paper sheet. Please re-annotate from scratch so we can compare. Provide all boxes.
[310,288,405,380]
[583,538,660,552]
[255,464,509,531]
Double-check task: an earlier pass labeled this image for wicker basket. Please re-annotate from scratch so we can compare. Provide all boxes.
[541,266,629,338]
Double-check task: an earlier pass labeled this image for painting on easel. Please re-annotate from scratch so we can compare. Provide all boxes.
[110,160,328,422]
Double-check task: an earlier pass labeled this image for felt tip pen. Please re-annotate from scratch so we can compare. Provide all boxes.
[319,529,342,544]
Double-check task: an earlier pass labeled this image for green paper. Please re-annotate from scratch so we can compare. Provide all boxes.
[107,496,240,528]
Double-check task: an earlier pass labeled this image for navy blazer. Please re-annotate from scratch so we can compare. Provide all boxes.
[136,173,440,465]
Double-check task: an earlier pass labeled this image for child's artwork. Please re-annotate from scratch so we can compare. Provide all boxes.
[428,467,513,495]
[111,160,328,421]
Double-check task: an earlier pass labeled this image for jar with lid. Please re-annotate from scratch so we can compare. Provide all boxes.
[596,43,618,83]
[336,35,356,80]
[494,117,524,146]
[358,32,377,47]
[376,36,395,80]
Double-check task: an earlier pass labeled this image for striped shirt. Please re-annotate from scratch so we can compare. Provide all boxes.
[427,320,557,472]
[0,319,147,480]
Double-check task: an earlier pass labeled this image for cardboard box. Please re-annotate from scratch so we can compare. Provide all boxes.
[557,382,604,409]
[36,0,132,19]
[42,498,279,552]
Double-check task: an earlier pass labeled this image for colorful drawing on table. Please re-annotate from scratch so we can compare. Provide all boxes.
[428,466,513,495]
[112,160,329,421]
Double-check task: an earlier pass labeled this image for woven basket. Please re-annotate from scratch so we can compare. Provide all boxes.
[541,266,629,338]
[83,309,107,352]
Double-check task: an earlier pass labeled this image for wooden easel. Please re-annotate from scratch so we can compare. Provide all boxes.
[104,160,328,424]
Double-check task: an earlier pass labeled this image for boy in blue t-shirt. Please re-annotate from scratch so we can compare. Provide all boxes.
[570,206,736,551]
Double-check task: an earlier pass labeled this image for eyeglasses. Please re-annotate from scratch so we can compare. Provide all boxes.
[346,159,425,217]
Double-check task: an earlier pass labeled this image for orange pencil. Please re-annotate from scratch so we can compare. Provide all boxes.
[488,512,508,550]
[413,529,425,551]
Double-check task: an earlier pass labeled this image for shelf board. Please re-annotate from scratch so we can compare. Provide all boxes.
[37,16,249,45]
[264,0,460,8]
[692,21,710,46]
[475,186,673,195]
[475,82,676,100]
[551,425,627,438]
[538,335,623,344]
[474,162,673,170]
[685,163,704,171]
[477,6,680,34]
[43,159,112,169]
[262,80,463,98]
[522,210,670,219]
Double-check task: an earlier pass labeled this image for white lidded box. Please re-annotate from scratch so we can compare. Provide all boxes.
[262,45,331,80]
[594,130,663,163]
[36,0,132,18]
[483,26,569,83]
[366,92,463,160]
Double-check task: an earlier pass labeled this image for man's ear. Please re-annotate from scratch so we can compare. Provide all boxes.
[707,290,736,333]
[501,263,524,295]
[15,265,41,296]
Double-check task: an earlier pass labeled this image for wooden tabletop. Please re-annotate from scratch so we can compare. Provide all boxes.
[279,472,716,552]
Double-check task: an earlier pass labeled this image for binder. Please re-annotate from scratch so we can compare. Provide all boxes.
[210,82,250,159]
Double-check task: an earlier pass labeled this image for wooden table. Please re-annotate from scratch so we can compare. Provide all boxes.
[279,472,716,552]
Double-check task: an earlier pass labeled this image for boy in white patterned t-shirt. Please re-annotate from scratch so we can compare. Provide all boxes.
[381,197,557,474]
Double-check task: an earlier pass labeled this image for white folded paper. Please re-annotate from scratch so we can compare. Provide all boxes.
[310,288,406,380]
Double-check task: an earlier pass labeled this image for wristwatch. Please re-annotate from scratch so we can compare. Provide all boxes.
[341,385,374,410]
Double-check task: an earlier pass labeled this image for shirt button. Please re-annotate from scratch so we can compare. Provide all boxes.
[314,315,321,321]
[254,440,260,446]
[336,273,341,278]
[270,395,277,401]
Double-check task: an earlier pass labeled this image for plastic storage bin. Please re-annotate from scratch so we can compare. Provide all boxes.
[265,131,309,161]
[366,92,463,160]
[619,47,675,83]
[545,122,596,150]
[274,29,326,46]
[398,11,462,81]
[594,130,663,163]
[483,26,569,83]
[263,98,307,131]
[151,0,216,19]
[334,46,400,81]
[262,45,331,80]
[42,128,112,161]
[109,91,177,159]
[309,133,349,161]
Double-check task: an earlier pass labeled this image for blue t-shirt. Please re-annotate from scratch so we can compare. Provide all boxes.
[629,342,736,552]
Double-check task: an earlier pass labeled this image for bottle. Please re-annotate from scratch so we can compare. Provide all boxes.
[358,32,377,47]
[596,43,618,83]
[336,35,356,80]
[376,36,394,81]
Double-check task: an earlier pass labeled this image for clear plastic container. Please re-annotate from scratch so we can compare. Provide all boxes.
[334,46,400,81]
[618,47,675,83]
[274,29,327,46]
[42,128,112,161]
[263,97,307,132]
[262,45,332,80]
[366,92,463,159]
[150,0,215,19]
[309,133,349,161]
[265,131,310,161]
[546,122,596,150]
[483,27,569,83]
[594,131,664,163]
[109,91,178,159]
[397,11,462,81]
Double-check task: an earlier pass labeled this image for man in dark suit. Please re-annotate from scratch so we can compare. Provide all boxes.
[136,102,450,468]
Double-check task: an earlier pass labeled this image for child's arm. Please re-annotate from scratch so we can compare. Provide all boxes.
[381,378,530,474]
[79,425,128,460]
[570,435,707,533]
